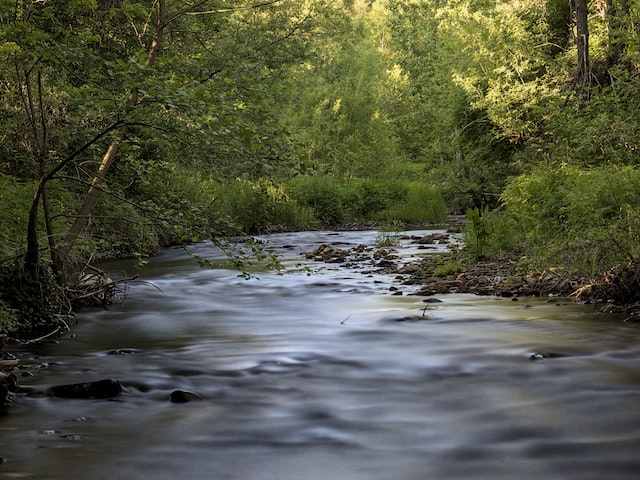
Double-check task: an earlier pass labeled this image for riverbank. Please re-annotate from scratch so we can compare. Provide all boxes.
[402,252,640,321]
[301,228,640,321]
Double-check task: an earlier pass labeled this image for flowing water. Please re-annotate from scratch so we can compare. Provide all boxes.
[1,229,640,480]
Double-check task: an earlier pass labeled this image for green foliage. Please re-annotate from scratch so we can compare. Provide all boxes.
[281,5,407,178]
[385,0,527,210]
[0,174,33,259]
[209,178,318,234]
[201,176,447,233]
[433,258,464,277]
[287,177,447,226]
[3,0,640,312]
[287,177,346,225]
[0,299,19,337]
[461,206,524,261]
[463,206,491,260]
[376,181,448,224]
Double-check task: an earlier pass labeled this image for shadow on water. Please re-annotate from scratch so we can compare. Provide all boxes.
[2,229,640,480]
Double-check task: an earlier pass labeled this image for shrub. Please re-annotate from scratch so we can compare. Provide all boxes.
[287,176,345,225]
[350,180,392,218]
[0,261,61,336]
[496,165,640,274]
[210,178,317,233]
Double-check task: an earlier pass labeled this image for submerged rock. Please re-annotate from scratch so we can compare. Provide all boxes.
[47,379,123,399]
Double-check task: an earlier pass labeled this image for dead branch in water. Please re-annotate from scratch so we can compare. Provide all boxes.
[65,262,162,307]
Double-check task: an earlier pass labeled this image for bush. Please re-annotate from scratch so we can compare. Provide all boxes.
[287,176,346,225]
[288,177,448,226]
[0,261,61,336]
[495,165,640,274]
[209,178,318,233]
[461,206,525,261]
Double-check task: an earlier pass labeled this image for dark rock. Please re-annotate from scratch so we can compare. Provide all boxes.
[413,233,449,245]
[170,390,203,403]
[397,264,422,275]
[422,298,443,303]
[0,372,17,407]
[528,352,567,361]
[414,235,435,244]
[47,379,123,399]
[107,348,139,355]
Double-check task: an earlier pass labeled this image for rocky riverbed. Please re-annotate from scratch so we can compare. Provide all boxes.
[301,230,640,320]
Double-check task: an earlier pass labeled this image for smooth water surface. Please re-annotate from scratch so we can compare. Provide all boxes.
[2,230,640,480]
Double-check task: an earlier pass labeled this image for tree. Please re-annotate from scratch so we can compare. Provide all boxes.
[0,0,324,282]
[50,0,290,278]
[281,1,404,178]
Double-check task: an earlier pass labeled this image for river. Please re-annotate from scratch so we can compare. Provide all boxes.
[1,229,640,479]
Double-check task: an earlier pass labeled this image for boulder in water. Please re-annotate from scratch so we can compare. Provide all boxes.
[170,390,202,403]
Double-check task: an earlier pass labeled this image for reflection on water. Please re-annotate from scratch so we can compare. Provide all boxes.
[2,230,640,480]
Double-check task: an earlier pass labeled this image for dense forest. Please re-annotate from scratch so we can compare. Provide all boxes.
[2,0,640,335]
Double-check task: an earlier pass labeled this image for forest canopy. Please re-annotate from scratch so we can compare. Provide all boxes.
[2,0,640,333]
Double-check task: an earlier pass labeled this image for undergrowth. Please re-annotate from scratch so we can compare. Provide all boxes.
[462,165,640,288]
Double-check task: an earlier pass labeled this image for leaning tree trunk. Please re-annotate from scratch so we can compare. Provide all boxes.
[24,122,126,277]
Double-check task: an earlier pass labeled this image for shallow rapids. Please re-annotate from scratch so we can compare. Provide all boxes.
[2,229,640,480]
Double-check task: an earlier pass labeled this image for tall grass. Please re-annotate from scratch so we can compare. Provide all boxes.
[376,181,449,223]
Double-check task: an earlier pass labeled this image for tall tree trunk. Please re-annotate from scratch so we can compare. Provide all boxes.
[21,68,56,277]
[575,0,590,87]
[24,122,126,277]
